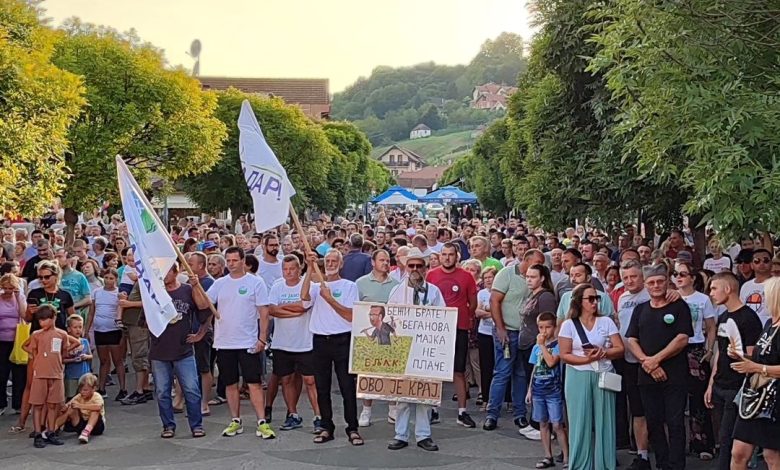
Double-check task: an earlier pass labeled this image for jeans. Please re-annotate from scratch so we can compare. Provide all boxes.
[394,402,432,442]
[151,355,202,431]
[312,333,358,435]
[0,341,26,410]
[640,382,688,470]
[486,330,526,421]
[712,385,739,470]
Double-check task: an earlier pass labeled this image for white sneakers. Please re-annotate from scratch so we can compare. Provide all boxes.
[358,407,372,427]
[519,425,541,441]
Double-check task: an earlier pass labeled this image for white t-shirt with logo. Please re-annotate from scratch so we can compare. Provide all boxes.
[268,279,312,352]
[308,279,358,335]
[703,256,732,273]
[682,291,717,344]
[616,289,650,363]
[207,274,270,349]
[740,279,769,326]
[477,288,494,336]
[258,258,282,290]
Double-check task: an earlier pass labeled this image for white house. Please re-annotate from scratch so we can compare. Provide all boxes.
[409,123,432,140]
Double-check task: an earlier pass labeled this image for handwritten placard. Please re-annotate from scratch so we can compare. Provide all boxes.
[356,374,443,406]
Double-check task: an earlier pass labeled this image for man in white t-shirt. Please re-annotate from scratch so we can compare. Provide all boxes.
[301,249,362,445]
[206,247,275,440]
[739,248,772,326]
[424,224,443,254]
[258,235,283,288]
[268,255,321,433]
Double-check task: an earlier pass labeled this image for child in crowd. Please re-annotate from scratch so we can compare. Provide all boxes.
[55,373,106,444]
[23,305,81,448]
[116,248,137,326]
[63,315,93,399]
[526,311,569,469]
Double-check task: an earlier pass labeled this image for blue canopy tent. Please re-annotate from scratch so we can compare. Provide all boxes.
[371,186,420,205]
[419,186,477,204]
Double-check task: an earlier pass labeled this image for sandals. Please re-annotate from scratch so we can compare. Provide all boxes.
[8,425,24,434]
[192,428,206,438]
[208,397,227,406]
[161,428,175,439]
[536,457,555,469]
[313,430,334,444]
[348,431,364,446]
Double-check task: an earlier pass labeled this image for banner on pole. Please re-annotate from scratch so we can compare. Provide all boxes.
[238,99,296,233]
[115,156,179,337]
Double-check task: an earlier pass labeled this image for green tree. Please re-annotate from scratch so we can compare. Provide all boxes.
[590,0,780,241]
[419,104,445,130]
[51,21,226,237]
[0,1,84,217]
[181,89,338,216]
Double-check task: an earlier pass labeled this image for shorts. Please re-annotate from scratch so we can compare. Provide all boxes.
[193,335,213,374]
[272,349,314,377]
[94,330,123,346]
[118,283,134,295]
[125,325,150,372]
[532,391,565,424]
[617,360,644,417]
[64,415,105,435]
[454,329,469,373]
[29,378,65,405]
[217,348,263,386]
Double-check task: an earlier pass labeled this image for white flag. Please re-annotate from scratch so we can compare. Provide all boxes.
[238,99,296,233]
[115,156,179,337]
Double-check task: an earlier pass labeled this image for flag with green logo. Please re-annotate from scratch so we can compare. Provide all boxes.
[116,156,179,337]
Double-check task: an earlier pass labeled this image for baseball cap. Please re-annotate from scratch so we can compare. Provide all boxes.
[202,241,218,250]
[675,250,693,263]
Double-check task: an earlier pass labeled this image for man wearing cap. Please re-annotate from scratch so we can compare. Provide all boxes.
[387,247,445,452]
[625,264,693,470]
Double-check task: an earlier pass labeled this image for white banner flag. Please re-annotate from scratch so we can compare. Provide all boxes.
[115,156,179,337]
[238,99,296,233]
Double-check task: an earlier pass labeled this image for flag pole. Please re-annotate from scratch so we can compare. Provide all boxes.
[287,204,326,284]
[116,156,220,319]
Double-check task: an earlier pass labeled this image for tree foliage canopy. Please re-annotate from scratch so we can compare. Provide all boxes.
[52,20,227,211]
[0,0,85,217]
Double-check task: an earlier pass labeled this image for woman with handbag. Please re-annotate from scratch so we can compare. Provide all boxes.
[0,273,27,416]
[559,283,624,470]
[730,276,780,469]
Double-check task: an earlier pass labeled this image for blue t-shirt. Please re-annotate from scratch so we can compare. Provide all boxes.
[64,338,92,380]
[528,340,561,397]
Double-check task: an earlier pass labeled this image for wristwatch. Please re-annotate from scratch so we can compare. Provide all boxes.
[762,364,768,377]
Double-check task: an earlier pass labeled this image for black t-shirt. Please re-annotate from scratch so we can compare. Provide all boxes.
[27,288,73,332]
[714,305,763,390]
[626,299,694,385]
[149,284,208,362]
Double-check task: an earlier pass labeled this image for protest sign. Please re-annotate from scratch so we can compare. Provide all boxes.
[349,302,457,382]
[356,375,442,406]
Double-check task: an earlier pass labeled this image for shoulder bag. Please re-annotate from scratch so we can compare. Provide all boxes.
[737,324,779,420]
[572,318,621,392]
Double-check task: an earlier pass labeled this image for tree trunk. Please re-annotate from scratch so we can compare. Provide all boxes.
[688,213,706,265]
[64,207,79,250]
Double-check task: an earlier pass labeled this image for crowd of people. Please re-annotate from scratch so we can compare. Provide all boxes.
[1,209,780,470]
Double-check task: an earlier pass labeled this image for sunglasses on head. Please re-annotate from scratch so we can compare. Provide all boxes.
[584,295,601,303]
[672,271,691,277]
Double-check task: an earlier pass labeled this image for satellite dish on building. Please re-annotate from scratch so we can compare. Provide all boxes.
[188,39,201,76]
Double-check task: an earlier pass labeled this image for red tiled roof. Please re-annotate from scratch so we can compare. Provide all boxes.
[395,166,450,188]
[198,77,330,104]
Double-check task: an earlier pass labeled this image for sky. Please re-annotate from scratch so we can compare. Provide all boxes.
[42,0,535,93]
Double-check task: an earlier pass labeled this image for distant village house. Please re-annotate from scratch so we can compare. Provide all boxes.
[470,82,518,111]
[409,123,431,139]
[375,145,426,177]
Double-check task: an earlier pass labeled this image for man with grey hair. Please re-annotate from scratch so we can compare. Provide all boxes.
[207,253,226,279]
[340,233,372,282]
[468,236,502,271]
[625,264,693,470]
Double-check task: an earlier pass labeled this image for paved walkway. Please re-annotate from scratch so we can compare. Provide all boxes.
[0,376,762,469]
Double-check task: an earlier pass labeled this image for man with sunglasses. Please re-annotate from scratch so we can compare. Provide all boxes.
[386,247,444,452]
[625,264,693,470]
[740,248,773,327]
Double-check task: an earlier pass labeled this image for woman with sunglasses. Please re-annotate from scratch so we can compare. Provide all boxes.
[674,260,717,460]
[559,283,624,470]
